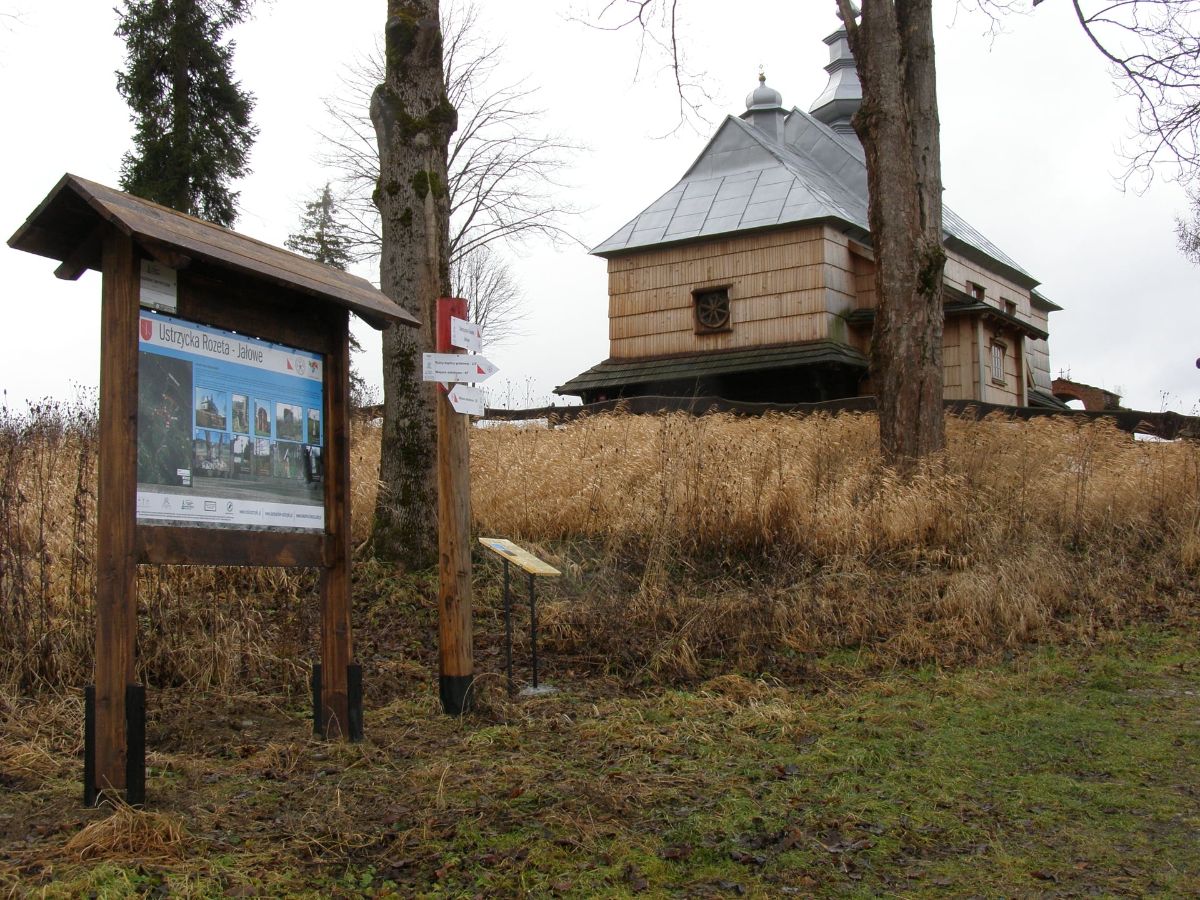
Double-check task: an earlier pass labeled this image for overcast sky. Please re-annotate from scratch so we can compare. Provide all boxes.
[1,0,1196,413]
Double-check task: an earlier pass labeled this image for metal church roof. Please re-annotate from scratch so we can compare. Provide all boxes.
[592,100,1037,289]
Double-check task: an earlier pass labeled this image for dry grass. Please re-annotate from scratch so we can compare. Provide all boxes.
[470,411,1200,558]
[0,397,322,695]
[467,411,1200,676]
[2,400,1198,692]
[62,803,188,862]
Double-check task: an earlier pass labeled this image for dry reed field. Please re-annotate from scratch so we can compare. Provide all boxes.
[2,400,1199,695]
[469,409,1200,677]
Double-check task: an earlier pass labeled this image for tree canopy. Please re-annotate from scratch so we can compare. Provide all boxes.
[115,0,257,226]
[285,184,355,271]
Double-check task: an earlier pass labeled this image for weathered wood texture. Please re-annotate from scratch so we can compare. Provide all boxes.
[436,298,474,713]
[6,174,416,330]
[320,312,353,736]
[941,254,1039,405]
[177,266,340,355]
[477,538,561,577]
[984,331,1022,407]
[1027,303,1053,395]
[95,231,140,790]
[605,216,1050,410]
[942,255,1033,325]
[851,246,1040,406]
[136,526,325,568]
[608,227,838,358]
[943,317,966,400]
[841,0,947,465]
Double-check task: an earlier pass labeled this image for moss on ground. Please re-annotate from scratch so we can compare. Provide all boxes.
[1,623,1198,897]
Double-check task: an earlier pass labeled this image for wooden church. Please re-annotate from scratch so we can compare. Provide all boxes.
[556,21,1065,410]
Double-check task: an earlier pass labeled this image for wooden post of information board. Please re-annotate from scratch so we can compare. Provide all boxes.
[436,297,474,714]
[319,311,353,737]
[94,231,140,791]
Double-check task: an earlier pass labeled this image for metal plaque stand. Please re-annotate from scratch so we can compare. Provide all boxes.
[479,538,561,696]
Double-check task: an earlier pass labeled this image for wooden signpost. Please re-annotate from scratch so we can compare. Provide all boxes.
[8,174,418,804]
[425,298,493,714]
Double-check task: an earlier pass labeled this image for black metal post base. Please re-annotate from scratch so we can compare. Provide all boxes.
[347,663,363,743]
[125,684,145,806]
[529,573,539,689]
[503,559,513,695]
[83,685,96,807]
[83,682,145,807]
[439,674,475,715]
[311,663,323,737]
[312,662,365,740]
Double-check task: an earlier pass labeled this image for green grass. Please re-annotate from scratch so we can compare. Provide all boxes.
[2,624,1198,897]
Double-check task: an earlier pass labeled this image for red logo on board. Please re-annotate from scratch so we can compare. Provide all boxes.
[139,319,152,341]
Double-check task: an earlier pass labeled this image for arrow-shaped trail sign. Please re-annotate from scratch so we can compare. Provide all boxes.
[422,352,498,383]
[446,383,486,416]
[450,317,482,352]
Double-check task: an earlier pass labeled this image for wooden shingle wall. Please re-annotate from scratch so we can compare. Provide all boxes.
[943,255,1032,324]
[984,322,1022,406]
[851,247,1046,406]
[820,228,861,351]
[943,318,968,401]
[607,226,840,358]
[604,224,1050,407]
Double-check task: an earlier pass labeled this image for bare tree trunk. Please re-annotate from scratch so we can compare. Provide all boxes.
[841,0,946,468]
[370,1,456,565]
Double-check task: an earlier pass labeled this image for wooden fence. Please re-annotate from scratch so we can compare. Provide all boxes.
[358,396,1200,440]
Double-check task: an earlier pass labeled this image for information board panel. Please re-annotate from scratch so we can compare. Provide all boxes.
[136,309,325,532]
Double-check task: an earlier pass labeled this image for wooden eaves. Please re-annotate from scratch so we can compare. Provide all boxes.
[844,285,1049,342]
[7,173,418,330]
[556,341,869,396]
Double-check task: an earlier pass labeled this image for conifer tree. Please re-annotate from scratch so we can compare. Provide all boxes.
[285,184,355,270]
[285,184,372,408]
[115,0,257,227]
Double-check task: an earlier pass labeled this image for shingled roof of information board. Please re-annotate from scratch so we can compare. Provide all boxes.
[7,173,418,330]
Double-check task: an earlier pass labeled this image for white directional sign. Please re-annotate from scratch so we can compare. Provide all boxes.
[422,352,499,383]
[446,383,487,416]
[450,317,483,353]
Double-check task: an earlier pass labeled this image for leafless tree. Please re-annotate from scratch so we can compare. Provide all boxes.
[320,0,580,265]
[366,0,579,569]
[1177,190,1200,260]
[370,0,452,569]
[1027,2,1200,260]
[0,5,24,28]
[1037,0,1200,185]
[450,246,525,347]
[584,0,715,128]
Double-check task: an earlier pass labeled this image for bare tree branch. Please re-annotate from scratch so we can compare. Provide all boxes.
[451,245,526,347]
[1034,0,1200,187]
[318,0,583,267]
[584,0,716,131]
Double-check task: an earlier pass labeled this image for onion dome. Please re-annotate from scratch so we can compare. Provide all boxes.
[745,73,784,112]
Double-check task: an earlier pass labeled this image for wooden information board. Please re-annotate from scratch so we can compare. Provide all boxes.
[8,175,419,804]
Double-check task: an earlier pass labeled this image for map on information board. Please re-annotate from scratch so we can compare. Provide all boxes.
[136,309,325,532]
